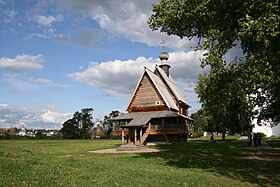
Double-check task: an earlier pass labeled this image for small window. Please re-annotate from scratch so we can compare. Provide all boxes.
[155,101,161,105]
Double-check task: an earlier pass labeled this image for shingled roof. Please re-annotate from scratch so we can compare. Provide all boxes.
[127,64,190,112]
[145,68,178,110]
[155,66,188,105]
[127,67,179,111]
[112,111,193,127]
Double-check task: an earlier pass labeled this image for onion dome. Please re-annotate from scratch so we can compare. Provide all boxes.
[159,51,169,61]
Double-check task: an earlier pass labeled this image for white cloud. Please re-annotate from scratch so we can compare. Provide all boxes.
[56,0,197,51]
[54,84,70,88]
[68,50,208,104]
[2,73,69,92]
[24,0,241,55]
[55,27,105,47]
[29,78,53,85]
[0,104,72,129]
[0,0,6,5]
[25,1,199,50]
[168,51,208,80]
[3,74,37,93]
[2,9,17,23]
[91,3,197,50]
[24,33,51,40]
[68,56,155,97]
[28,77,69,88]
[24,28,57,40]
[0,54,43,71]
[32,14,64,27]
[40,109,70,124]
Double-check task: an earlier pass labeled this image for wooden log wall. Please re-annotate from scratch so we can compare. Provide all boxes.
[128,73,166,112]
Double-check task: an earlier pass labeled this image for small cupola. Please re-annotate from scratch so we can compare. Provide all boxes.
[159,51,171,77]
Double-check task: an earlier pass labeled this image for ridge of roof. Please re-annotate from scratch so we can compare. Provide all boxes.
[155,66,188,105]
[145,68,178,111]
[127,67,179,111]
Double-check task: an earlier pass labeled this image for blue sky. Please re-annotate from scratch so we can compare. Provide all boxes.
[0,0,214,129]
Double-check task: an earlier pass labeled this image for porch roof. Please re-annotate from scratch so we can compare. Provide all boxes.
[113,111,193,127]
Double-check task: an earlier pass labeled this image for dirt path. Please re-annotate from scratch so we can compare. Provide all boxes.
[89,147,162,154]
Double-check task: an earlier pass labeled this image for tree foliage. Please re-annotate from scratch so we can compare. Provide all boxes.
[190,108,210,135]
[149,0,279,69]
[60,108,94,139]
[103,110,121,136]
[195,65,253,134]
[149,0,280,130]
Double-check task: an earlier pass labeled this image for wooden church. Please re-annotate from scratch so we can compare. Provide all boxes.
[112,50,194,145]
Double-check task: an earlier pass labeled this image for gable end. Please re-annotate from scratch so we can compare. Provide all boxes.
[128,71,167,112]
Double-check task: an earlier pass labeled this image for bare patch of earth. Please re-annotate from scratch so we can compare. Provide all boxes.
[89,148,162,154]
[61,154,86,157]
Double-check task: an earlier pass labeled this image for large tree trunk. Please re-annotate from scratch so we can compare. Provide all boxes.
[222,132,225,141]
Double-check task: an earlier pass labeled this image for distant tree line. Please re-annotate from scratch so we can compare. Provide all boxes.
[0,127,18,139]
[0,128,60,140]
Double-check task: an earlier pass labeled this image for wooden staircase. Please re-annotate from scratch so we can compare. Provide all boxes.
[141,125,151,143]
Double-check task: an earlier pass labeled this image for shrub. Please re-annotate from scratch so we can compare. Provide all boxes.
[191,132,204,138]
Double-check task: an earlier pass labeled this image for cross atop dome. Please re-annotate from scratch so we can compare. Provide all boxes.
[159,40,169,62]
[158,40,170,76]
[161,40,166,51]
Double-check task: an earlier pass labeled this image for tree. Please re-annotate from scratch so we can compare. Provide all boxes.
[148,0,279,125]
[103,110,121,137]
[92,120,105,139]
[149,0,279,68]
[60,118,79,139]
[190,108,210,137]
[80,108,94,139]
[7,127,17,136]
[195,65,253,135]
[35,130,45,139]
[60,108,94,139]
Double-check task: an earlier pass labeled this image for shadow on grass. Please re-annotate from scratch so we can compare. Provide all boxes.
[140,139,280,187]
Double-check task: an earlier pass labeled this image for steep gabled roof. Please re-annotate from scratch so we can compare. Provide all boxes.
[127,67,178,111]
[145,68,178,110]
[155,66,188,106]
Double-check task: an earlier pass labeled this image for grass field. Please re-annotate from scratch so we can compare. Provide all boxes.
[0,136,279,187]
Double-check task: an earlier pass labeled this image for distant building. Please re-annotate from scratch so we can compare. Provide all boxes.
[252,97,280,137]
[112,50,193,145]
[18,128,27,136]
[46,131,57,137]
[253,119,280,137]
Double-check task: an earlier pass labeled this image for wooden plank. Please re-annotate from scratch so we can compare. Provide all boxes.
[128,106,167,112]
[113,130,129,136]
[149,131,188,135]
[128,73,166,112]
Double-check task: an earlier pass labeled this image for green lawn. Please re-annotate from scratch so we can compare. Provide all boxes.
[0,137,279,187]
